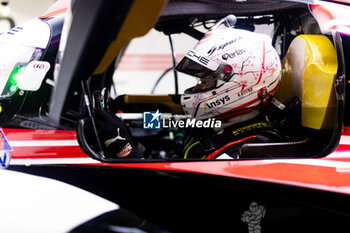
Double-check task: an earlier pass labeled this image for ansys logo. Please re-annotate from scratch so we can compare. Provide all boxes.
[143,110,162,129]
[0,129,12,168]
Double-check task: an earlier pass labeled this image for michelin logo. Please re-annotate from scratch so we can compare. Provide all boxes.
[241,201,266,233]
[143,110,222,129]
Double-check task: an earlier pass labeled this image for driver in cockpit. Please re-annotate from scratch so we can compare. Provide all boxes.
[87,15,300,160]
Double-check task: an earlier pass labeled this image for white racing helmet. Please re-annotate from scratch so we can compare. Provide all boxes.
[176,15,282,124]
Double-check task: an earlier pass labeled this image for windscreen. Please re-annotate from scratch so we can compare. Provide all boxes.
[0,44,39,98]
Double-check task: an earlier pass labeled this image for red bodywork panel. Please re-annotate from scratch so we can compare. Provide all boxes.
[5,127,350,195]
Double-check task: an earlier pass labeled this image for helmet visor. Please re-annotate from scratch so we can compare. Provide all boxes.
[175,49,220,79]
[184,76,217,94]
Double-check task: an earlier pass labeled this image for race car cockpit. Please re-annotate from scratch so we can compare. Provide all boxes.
[60,0,345,162]
[0,0,347,163]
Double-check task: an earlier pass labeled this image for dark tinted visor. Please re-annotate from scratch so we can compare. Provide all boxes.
[175,57,214,78]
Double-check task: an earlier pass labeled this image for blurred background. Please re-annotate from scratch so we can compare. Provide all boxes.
[1,0,198,95]
[0,0,54,26]
[1,0,272,96]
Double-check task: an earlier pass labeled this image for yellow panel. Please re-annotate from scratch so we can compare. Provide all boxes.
[93,0,168,75]
[276,35,337,129]
[275,51,292,103]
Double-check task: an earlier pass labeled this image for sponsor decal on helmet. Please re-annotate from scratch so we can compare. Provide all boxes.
[238,88,253,97]
[222,48,246,60]
[187,50,210,66]
[185,50,219,71]
[207,36,242,56]
[206,95,230,109]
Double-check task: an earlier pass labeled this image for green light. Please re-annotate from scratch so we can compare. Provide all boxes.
[12,66,25,83]
[8,65,26,93]
[9,85,16,93]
